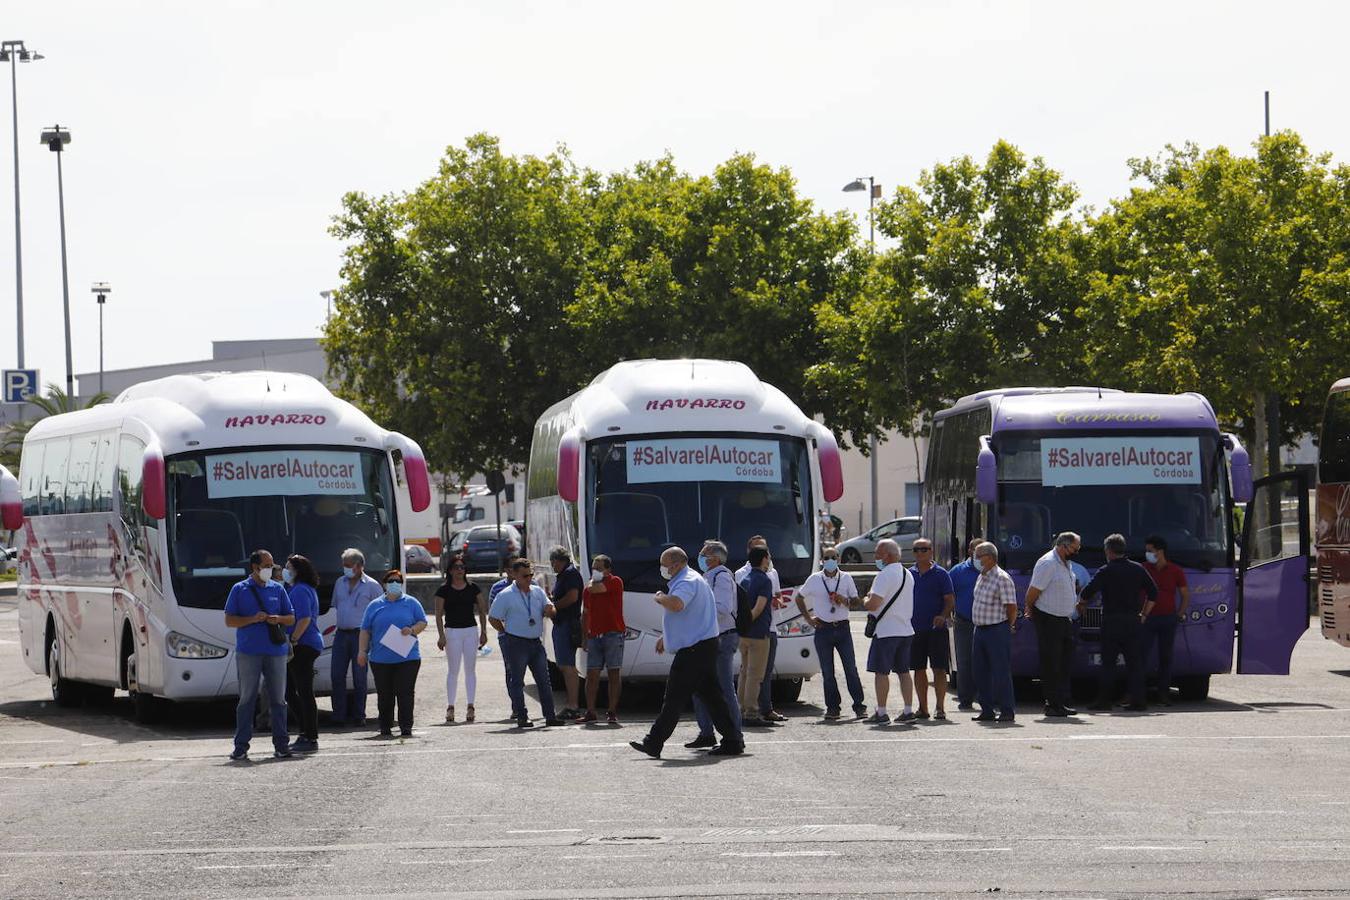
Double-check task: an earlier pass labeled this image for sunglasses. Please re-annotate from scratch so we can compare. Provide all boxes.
[914,547,933,553]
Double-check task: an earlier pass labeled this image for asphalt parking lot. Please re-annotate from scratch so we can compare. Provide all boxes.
[3,591,1350,899]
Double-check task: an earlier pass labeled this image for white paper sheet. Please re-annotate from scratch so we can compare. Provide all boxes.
[379,624,417,658]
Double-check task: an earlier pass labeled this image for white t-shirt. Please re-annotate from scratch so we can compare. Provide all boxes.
[867,562,915,638]
[798,570,859,623]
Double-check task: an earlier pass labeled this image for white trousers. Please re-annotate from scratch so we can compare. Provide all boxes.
[445,626,480,706]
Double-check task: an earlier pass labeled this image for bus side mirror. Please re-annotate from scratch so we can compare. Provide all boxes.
[142,447,166,521]
[558,431,581,504]
[385,433,432,513]
[811,425,845,504]
[0,465,22,530]
[1225,433,1253,504]
[976,435,997,505]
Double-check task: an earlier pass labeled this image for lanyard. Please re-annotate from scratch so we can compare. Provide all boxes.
[822,573,841,595]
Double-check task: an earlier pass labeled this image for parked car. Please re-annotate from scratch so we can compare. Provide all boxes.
[455,524,523,573]
[403,544,436,574]
[508,519,526,552]
[834,516,921,565]
[0,545,16,576]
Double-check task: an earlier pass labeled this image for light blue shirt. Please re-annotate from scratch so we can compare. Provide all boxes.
[704,564,736,634]
[489,582,551,639]
[333,572,384,629]
[663,564,719,653]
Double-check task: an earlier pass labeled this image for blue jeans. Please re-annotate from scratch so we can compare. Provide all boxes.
[972,623,1015,716]
[500,633,556,722]
[1143,614,1179,695]
[330,629,368,723]
[694,630,742,737]
[812,620,865,711]
[953,614,975,706]
[758,632,778,714]
[235,652,288,753]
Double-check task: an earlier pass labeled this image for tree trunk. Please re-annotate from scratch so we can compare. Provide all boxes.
[1252,392,1269,482]
[1266,392,1282,477]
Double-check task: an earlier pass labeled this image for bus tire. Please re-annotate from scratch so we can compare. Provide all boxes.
[125,653,162,725]
[771,677,803,705]
[47,637,83,708]
[840,548,862,565]
[1176,674,1210,702]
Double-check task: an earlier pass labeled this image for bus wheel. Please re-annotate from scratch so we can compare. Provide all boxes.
[126,654,161,725]
[47,639,83,708]
[771,677,803,705]
[840,548,862,565]
[1176,674,1210,702]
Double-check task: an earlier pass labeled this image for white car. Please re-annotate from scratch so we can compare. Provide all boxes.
[834,516,921,565]
[0,545,16,576]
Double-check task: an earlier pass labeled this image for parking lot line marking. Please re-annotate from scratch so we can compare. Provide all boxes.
[507,828,582,834]
[1097,845,1194,851]
[950,847,1013,852]
[722,850,839,858]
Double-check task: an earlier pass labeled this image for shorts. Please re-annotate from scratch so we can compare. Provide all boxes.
[910,628,950,672]
[866,635,914,675]
[551,617,581,667]
[586,632,625,670]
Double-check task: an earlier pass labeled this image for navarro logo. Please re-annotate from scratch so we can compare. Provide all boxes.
[644,398,746,411]
[1053,411,1161,424]
[225,414,327,428]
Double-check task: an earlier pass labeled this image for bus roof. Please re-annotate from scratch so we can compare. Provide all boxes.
[940,386,1220,432]
[1330,377,1350,395]
[548,359,815,438]
[26,371,392,455]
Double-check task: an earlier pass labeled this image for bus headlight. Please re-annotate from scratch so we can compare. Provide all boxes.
[166,631,229,659]
[623,628,641,641]
[777,619,814,638]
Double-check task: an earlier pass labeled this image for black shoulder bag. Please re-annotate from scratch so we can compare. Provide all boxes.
[864,567,909,640]
[247,581,290,649]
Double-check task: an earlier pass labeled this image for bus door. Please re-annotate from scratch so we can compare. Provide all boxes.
[1236,471,1312,674]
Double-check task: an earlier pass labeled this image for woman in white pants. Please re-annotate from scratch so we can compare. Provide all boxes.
[435,555,488,722]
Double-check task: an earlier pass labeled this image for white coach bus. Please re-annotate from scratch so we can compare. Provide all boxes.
[12,371,431,720]
[527,359,845,700]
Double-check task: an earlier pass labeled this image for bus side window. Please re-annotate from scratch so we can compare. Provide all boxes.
[40,438,71,516]
[117,435,147,552]
[66,433,99,514]
[92,431,117,514]
[20,441,45,517]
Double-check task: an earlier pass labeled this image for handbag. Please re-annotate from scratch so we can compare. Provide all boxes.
[247,581,292,655]
[864,567,908,639]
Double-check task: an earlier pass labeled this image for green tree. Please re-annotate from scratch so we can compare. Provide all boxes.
[0,384,112,471]
[1078,132,1350,471]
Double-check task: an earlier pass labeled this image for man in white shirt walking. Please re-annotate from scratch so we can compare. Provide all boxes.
[862,539,916,724]
[796,547,866,720]
[1024,532,1081,717]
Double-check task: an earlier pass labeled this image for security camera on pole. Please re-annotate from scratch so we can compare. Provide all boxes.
[40,124,74,399]
[92,282,110,394]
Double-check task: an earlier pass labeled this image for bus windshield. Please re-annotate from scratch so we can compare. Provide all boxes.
[165,446,399,609]
[993,431,1230,571]
[585,434,815,594]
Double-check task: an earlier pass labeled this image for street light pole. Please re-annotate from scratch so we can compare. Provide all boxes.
[92,283,110,394]
[42,125,74,399]
[843,175,880,526]
[2,40,43,371]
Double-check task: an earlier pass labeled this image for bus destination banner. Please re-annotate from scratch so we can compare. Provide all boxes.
[1041,436,1201,487]
[206,450,366,498]
[627,438,781,483]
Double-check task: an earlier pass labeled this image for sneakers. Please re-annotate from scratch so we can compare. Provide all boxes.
[997,714,1016,723]
[823,708,842,721]
[629,740,661,759]
[516,718,534,729]
[865,711,891,725]
[273,748,293,759]
[896,711,917,724]
[708,742,744,756]
[972,712,996,722]
[560,707,583,720]
[229,747,248,761]
[544,717,567,727]
[684,733,718,749]
[288,738,319,753]
[852,703,869,719]
[446,706,455,723]
[915,710,930,720]
[763,710,788,723]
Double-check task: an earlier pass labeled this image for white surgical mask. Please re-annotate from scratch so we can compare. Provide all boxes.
[590,569,605,582]
[1145,551,1158,564]
[659,565,674,580]
[256,568,272,584]
[343,566,355,579]
[386,582,404,598]
[282,568,295,585]
[823,559,839,574]
[875,559,886,571]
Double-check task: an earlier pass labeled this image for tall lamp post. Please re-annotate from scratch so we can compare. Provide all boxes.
[41,125,74,399]
[320,289,333,320]
[92,282,110,394]
[843,175,881,526]
[2,40,44,370]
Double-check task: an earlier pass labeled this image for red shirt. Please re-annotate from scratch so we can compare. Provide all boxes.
[1144,561,1188,616]
[585,573,626,636]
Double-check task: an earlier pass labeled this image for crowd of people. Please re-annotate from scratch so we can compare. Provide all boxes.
[220,529,1189,761]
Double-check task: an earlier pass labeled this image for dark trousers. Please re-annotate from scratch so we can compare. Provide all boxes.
[286,644,320,741]
[953,614,975,706]
[1098,615,1145,706]
[370,659,420,734]
[647,637,743,751]
[972,623,1015,716]
[812,621,865,711]
[1143,615,1179,696]
[693,630,742,737]
[330,629,368,722]
[1033,612,1074,709]
[500,634,556,722]
[758,632,778,714]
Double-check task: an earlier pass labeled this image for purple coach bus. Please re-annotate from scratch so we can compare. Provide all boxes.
[922,387,1312,700]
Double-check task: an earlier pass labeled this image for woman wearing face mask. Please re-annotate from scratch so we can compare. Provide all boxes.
[283,555,324,752]
[794,548,866,720]
[356,570,428,737]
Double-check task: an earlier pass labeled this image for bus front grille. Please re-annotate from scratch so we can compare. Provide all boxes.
[1078,606,1102,629]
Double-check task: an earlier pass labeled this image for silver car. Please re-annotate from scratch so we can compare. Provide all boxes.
[834,516,922,566]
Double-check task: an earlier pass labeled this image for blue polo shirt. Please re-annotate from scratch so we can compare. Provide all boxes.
[285,582,324,652]
[664,565,719,652]
[738,568,775,639]
[949,557,980,620]
[224,578,295,657]
[489,582,550,639]
[360,595,427,664]
[910,563,955,631]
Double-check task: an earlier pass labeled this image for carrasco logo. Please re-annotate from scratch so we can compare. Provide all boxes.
[644,397,746,411]
[1053,411,1161,424]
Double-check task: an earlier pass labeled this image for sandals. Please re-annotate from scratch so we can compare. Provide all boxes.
[934,710,947,721]
[466,705,475,724]
[445,706,454,723]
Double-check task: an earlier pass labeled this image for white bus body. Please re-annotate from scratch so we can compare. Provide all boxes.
[526,359,845,691]
[12,371,431,714]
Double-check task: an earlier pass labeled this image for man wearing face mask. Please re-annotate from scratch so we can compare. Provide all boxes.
[1024,532,1082,718]
[489,559,564,728]
[688,540,742,749]
[736,535,786,723]
[796,547,866,720]
[970,541,1019,723]
[948,538,984,711]
[330,548,383,728]
[736,546,777,726]
[1142,535,1188,706]
[223,550,295,761]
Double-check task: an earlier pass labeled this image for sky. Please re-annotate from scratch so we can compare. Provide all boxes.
[2,0,1347,392]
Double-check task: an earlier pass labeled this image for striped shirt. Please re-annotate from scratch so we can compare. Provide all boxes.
[972,565,1017,626]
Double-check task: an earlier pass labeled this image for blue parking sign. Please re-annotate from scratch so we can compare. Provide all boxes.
[2,369,38,403]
